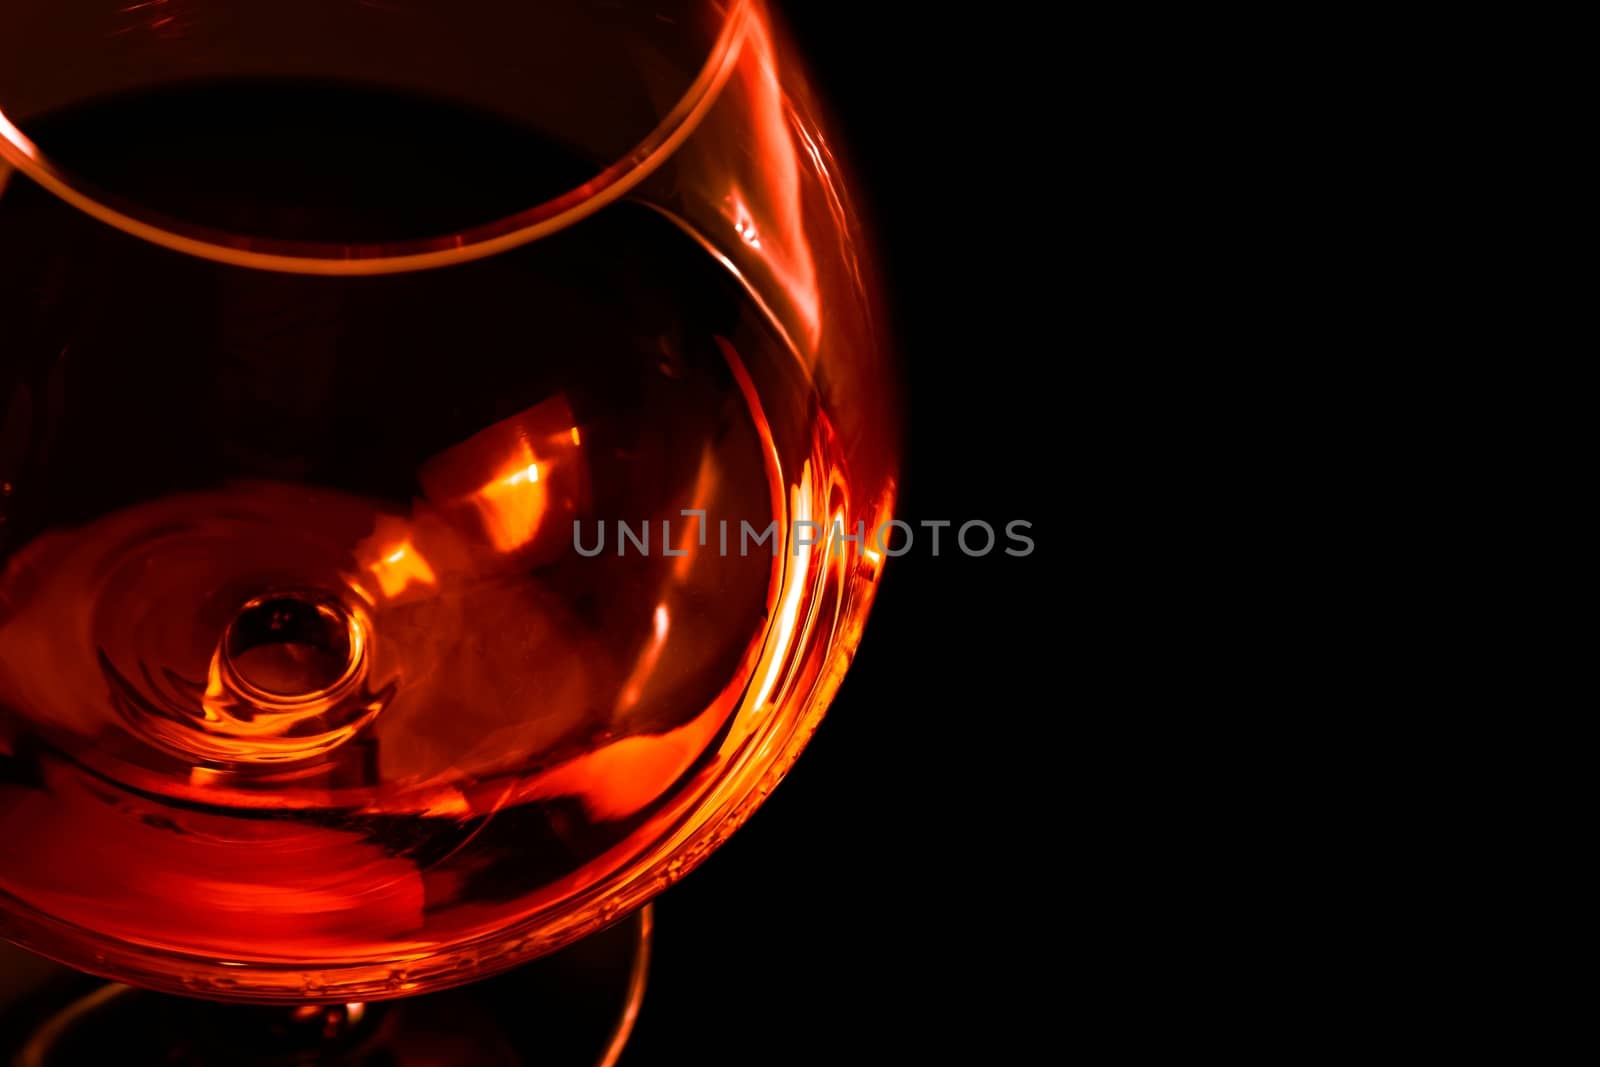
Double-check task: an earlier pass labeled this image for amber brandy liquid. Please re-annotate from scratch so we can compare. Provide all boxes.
[0,82,842,998]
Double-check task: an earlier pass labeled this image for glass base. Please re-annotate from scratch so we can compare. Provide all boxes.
[8,907,651,1067]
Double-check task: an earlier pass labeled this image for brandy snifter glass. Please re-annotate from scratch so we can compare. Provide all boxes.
[0,0,897,1062]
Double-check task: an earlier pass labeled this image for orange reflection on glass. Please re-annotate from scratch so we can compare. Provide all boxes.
[503,677,740,823]
[752,463,813,713]
[723,10,821,350]
[468,453,548,555]
[418,393,587,565]
[672,444,723,582]
[0,759,424,957]
[616,604,672,713]
[341,397,585,608]
[351,514,441,605]
[366,538,439,600]
[0,111,35,163]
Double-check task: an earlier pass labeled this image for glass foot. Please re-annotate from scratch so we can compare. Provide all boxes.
[11,906,651,1067]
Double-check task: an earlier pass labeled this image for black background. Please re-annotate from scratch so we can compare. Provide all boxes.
[626,5,1063,1062]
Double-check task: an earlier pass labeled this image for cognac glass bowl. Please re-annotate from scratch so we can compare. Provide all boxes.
[0,0,895,1011]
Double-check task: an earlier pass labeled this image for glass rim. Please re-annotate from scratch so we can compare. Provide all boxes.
[0,0,754,276]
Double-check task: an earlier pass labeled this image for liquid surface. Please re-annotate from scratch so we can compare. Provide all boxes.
[0,82,827,996]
